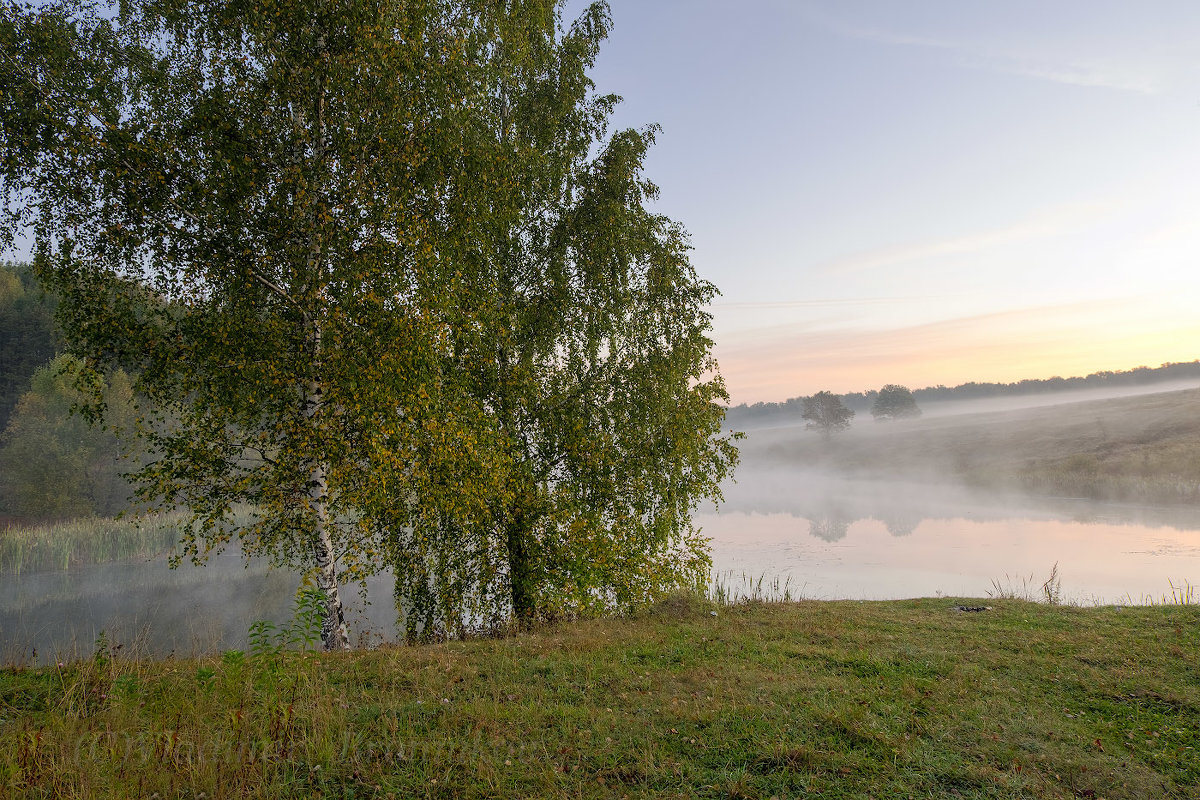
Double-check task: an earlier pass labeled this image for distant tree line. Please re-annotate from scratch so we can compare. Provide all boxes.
[0,261,60,430]
[727,361,1200,429]
[0,262,140,522]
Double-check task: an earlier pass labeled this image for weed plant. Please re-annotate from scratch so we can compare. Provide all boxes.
[988,562,1063,604]
[1125,579,1196,608]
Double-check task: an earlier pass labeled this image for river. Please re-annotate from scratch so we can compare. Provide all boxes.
[3,477,1199,664]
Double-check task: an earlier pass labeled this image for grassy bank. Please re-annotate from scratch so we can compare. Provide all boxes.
[2,597,1197,798]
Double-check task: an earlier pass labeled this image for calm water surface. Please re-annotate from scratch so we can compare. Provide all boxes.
[1,550,397,665]
[4,476,1200,664]
[703,473,1200,603]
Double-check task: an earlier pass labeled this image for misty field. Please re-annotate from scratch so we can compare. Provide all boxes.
[747,387,1200,505]
[1,596,1197,799]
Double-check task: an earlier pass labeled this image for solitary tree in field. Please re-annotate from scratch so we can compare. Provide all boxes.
[802,391,854,440]
[871,384,921,421]
[1,0,737,645]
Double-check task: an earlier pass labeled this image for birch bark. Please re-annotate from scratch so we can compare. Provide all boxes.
[300,45,348,650]
[303,315,350,650]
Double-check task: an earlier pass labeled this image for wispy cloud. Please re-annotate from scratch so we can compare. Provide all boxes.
[986,54,1165,95]
[813,220,1056,276]
[813,197,1119,276]
[805,7,1168,95]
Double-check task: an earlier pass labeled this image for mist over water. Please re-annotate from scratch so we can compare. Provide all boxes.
[0,551,397,666]
[701,470,1200,603]
[709,386,1200,603]
[4,387,1200,665]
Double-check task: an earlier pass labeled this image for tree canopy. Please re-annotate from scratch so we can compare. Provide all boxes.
[385,5,737,636]
[871,384,921,421]
[0,353,140,520]
[1,0,737,646]
[0,261,61,430]
[802,391,854,440]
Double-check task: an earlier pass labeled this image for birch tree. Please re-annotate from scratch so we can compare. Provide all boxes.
[2,0,738,643]
[389,3,738,632]
[1,0,510,649]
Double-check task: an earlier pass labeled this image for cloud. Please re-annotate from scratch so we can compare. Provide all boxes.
[987,54,1165,95]
[806,7,1168,95]
[813,219,1059,276]
[810,195,1121,277]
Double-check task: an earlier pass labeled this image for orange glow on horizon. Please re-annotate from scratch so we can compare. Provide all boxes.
[714,302,1200,404]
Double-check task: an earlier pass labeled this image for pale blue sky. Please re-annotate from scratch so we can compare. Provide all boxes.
[10,2,1199,404]
[567,0,1200,402]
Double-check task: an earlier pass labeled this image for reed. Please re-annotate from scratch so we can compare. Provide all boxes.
[709,570,802,604]
[0,514,181,575]
[1124,578,1197,607]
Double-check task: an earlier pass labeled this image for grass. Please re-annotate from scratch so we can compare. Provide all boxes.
[987,563,1064,605]
[710,572,804,605]
[1124,580,1197,608]
[2,595,1197,798]
[0,514,181,575]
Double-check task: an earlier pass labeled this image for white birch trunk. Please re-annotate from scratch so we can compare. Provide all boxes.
[309,447,350,650]
[299,46,348,651]
[303,317,350,651]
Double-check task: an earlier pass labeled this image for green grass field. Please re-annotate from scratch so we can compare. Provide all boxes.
[2,596,1197,798]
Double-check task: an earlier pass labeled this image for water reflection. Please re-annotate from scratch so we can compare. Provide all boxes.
[0,551,396,665]
[5,471,1200,665]
[702,471,1200,604]
[808,512,850,543]
[882,512,920,538]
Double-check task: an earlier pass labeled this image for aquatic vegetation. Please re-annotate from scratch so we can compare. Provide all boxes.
[0,514,181,575]
[709,571,802,604]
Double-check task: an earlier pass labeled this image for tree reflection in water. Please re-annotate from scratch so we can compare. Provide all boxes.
[808,514,851,542]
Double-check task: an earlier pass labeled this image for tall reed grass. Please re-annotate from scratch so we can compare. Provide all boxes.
[0,514,181,574]
[1124,578,1196,607]
[708,570,802,604]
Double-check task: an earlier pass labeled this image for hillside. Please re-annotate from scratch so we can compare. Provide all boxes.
[740,386,1200,505]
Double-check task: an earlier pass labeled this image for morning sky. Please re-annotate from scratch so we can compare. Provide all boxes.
[568,0,1200,404]
[8,2,1198,405]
